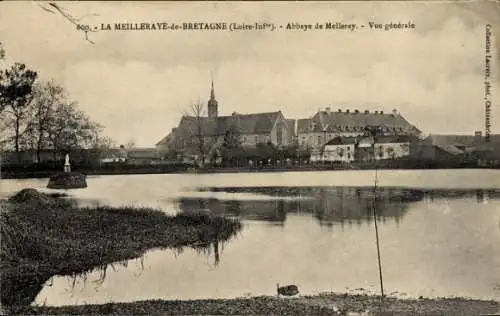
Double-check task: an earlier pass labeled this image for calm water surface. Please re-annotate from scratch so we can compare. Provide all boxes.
[1,169,499,306]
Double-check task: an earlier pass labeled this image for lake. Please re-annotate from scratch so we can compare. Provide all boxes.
[1,169,500,306]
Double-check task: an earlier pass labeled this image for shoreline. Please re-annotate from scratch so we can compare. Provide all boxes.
[30,292,500,315]
[1,164,498,180]
[1,189,242,314]
[3,190,499,315]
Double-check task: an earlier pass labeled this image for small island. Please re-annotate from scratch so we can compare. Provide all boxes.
[46,154,87,189]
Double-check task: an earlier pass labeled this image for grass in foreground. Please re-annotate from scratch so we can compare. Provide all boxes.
[0,189,242,314]
[28,293,500,315]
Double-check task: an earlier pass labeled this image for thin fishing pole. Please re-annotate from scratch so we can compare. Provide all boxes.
[372,166,385,298]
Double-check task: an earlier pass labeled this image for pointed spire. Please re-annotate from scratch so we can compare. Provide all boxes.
[210,78,215,100]
[207,74,218,118]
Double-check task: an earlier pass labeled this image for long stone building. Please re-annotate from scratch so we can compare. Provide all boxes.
[297,107,421,151]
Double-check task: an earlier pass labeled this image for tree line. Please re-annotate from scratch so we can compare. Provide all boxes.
[0,43,113,164]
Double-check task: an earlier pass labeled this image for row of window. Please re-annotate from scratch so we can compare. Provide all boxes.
[324,146,352,151]
[299,134,362,143]
[323,153,352,159]
[309,125,407,133]
[175,135,276,147]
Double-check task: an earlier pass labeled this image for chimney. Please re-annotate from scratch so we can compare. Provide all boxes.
[172,128,177,132]
[325,107,331,114]
[374,111,379,114]
[338,109,342,113]
[392,109,398,115]
[232,111,238,116]
[354,109,359,113]
[380,111,384,114]
[346,109,350,113]
[364,110,369,114]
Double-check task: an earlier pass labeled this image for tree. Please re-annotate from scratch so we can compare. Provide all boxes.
[363,125,384,161]
[0,63,38,151]
[46,101,100,156]
[125,138,136,149]
[93,135,116,150]
[255,142,275,164]
[221,121,243,166]
[181,100,207,164]
[23,81,65,162]
[223,123,241,149]
[0,42,5,60]
[190,101,205,161]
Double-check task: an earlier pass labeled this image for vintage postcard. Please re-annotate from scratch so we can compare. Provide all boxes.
[0,1,499,315]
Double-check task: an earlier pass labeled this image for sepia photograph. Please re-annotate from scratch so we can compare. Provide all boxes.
[0,1,499,315]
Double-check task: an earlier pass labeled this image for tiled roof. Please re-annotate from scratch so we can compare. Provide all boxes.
[286,119,296,136]
[127,148,159,159]
[425,135,469,155]
[177,111,282,137]
[325,137,357,145]
[155,132,174,146]
[305,110,420,134]
[426,134,500,156]
[297,118,313,133]
[428,135,477,147]
[376,135,413,143]
[429,134,500,147]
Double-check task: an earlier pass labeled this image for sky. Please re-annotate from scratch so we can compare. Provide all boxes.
[1,1,499,147]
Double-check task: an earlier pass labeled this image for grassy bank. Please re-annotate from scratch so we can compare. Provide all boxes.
[0,189,242,314]
[28,293,500,315]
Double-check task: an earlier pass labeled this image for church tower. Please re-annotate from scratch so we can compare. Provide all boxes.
[207,79,218,118]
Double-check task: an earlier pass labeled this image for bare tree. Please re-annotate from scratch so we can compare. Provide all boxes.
[94,135,116,150]
[0,42,5,60]
[183,100,206,164]
[24,81,65,162]
[125,138,136,149]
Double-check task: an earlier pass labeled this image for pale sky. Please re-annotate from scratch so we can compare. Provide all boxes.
[1,1,499,147]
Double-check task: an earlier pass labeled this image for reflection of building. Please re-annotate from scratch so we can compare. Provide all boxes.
[177,198,287,224]
[175,187,424,227]
[294,187,421,226]
[156,81,295,160]
[423,189,500,203]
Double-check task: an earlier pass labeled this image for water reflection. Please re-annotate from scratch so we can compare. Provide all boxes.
[422,189,500,202]
[3,238,229,314]
[0,189,240,314]
[66,240,224,291]
[175,187,429,227]
[7,181,498,308]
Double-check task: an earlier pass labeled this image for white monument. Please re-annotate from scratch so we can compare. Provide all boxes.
[64,153,71,173]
